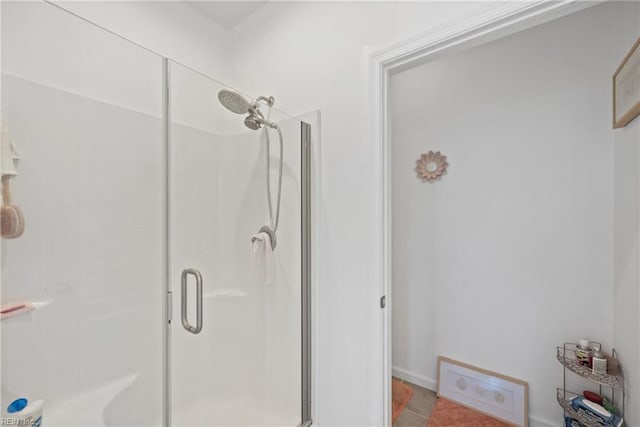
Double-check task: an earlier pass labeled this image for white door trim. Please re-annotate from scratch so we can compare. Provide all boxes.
[366,1,597,425]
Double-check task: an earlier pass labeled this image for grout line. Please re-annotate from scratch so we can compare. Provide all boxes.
[403,408,428,420]
[392,377,436,422]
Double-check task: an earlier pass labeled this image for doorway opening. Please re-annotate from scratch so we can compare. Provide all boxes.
[369,2,634,426]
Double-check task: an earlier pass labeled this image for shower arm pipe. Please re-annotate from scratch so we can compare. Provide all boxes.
[254,96,275,107]
[246,97,274,113]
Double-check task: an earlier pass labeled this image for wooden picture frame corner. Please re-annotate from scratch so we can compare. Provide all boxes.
[613,36,640,129]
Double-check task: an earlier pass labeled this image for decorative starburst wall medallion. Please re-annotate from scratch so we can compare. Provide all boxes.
[416,150,448,182]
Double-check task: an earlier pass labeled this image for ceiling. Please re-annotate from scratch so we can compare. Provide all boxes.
[186,1,266,30]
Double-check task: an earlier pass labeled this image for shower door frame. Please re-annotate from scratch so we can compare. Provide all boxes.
[301,122,313,426]
[366,1,596,426]
[162,59,313,427]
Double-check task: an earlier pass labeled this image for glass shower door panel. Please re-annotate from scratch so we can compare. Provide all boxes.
[169,61,302,426]
[1,2,164,426]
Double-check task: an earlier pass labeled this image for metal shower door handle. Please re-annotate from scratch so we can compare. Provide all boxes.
[181,268,203,334]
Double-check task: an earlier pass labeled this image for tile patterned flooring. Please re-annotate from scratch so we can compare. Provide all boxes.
[392,378,437,427]
[425,398,512,427]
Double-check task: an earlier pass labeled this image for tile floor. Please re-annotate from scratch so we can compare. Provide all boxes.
[392,377,437,427]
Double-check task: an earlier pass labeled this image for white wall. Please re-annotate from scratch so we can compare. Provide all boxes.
[228,3,509,425]
[613,109,640,427]
[613,2,640,426]
[391,3,636,426]
[1,1,163,117]
[55,1,230,83]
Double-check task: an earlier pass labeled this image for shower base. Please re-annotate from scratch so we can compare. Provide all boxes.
[172,393,299,427]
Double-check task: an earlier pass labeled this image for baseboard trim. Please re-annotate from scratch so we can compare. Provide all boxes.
[392,366,437,391]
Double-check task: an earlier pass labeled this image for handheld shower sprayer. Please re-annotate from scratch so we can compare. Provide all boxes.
[217,88,284,250]
[244,108,279,130]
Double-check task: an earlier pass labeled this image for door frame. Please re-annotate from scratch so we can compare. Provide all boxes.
[365,1,598,425]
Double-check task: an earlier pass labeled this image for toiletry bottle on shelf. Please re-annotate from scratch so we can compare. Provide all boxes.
[607,356,620,375]
[576,339,592,367]
[591,345,607,374]
[4,398,43,427]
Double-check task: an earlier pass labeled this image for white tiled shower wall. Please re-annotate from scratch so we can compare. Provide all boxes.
[1,2,165,423]
[169,62,302,425]
[1,73,165,424]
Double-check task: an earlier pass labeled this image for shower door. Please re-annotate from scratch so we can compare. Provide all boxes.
[166,61,311,426]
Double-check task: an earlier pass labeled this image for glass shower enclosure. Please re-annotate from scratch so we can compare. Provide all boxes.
[167,61,312,426]
[0,2,311,426]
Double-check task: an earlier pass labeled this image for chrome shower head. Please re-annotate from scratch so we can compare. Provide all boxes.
[218,88,279,131]
[218,89,251,114]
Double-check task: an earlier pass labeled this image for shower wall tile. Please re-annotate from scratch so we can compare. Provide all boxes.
[168,61,302,425]
[1,69,164,424]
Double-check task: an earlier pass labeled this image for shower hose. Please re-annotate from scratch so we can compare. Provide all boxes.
[264,107,283,235]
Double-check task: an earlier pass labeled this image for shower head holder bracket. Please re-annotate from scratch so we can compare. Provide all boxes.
[258,225,277,250]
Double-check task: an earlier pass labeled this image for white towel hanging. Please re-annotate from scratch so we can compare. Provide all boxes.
[1,119,19,177]
[251,231,275,285]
